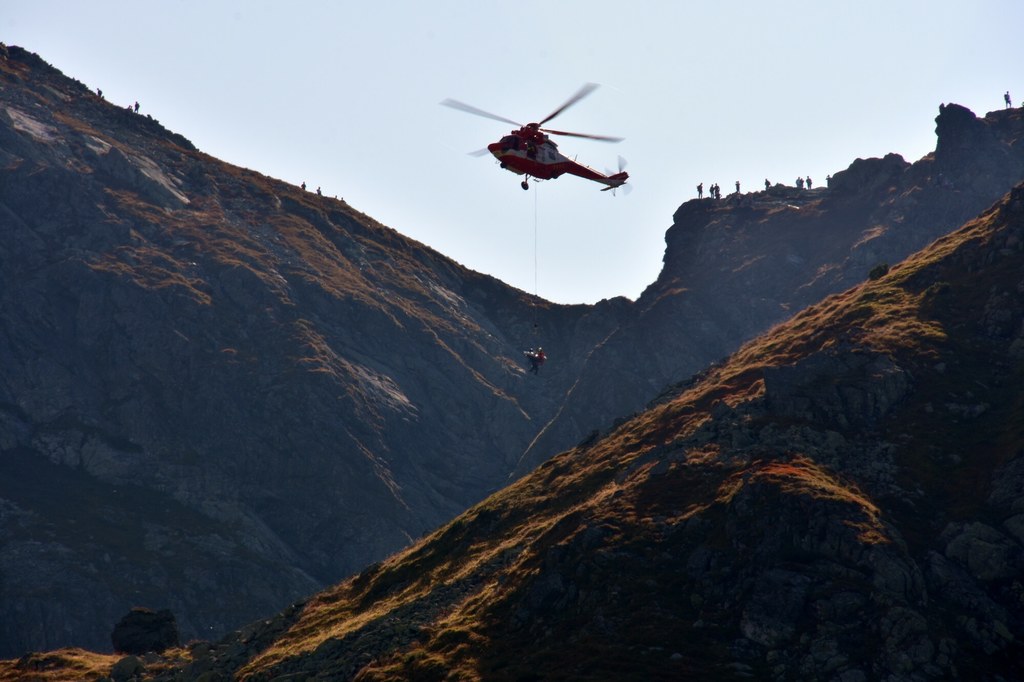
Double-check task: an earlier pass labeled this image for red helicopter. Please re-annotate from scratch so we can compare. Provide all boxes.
[441,83,628,192]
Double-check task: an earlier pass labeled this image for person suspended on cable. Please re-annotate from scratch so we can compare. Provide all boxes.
[524,347,547,374]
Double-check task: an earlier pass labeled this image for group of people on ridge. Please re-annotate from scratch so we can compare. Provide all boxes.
[698,176,816,199]
[696,182,723,199]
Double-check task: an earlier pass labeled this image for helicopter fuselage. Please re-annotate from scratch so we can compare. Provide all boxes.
[487,127,627,190]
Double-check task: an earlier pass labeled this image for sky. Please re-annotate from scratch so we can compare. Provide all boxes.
[4,1,1024,304]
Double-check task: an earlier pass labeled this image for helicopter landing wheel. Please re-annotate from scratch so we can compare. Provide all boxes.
[521,180,529,191]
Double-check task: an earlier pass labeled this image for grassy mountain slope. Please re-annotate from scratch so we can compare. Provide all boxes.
[23,185,1018,681]
[232,185,1024,681]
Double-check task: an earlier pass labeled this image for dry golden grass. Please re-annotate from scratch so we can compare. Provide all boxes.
[0,649,118,682]
[89,240,213,305]
[205,193,1021,679]
[0,647,193,682]
[238,491,571,677]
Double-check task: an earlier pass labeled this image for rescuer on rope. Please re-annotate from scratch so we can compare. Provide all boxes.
[524,348,546,374]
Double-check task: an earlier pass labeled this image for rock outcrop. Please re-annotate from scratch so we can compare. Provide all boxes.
[110,608,179,656]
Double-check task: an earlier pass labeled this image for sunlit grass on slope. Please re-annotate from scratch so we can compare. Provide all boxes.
[238,443,624,676]
[40,40,536,387]
[288,201,1015,675]
[716,455,887,544]
[238,198,1024,678]
[84,155,529,406]
[0,649,116,682]
[0,647,190,682]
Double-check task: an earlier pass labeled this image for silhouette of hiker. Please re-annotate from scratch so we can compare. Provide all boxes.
[806,176,813,189]
[697,182,703,199]
[796,176,805,189]
[1006,91,1013,109]
[764,178,770,191]
[735,180,740,194]
[316,187,322,196]
[133,101,140,113]
[301,181,306,191]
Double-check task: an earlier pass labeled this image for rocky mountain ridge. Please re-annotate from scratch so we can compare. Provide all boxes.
[16,181,1022,681]
[518,100,1024,475]
[1,42,1024,659]
[0,45,622,654]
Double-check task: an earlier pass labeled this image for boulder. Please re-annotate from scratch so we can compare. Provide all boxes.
[110,607,179,655]
[109,655,145,682]
[827,153,909,195]
[942,522,1023,582]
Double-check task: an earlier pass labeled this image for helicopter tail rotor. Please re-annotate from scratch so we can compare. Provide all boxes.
[601,156,630,194]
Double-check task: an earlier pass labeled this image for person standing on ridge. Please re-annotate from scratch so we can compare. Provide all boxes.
[697,182,703,199]
[764,178,771,191]
[1006,91,1013,109]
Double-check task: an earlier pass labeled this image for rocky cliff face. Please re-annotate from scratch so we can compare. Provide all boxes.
[0,46,628,655]
[102,183,1022,682]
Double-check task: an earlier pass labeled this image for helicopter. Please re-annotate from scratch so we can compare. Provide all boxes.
[441,83,629,192]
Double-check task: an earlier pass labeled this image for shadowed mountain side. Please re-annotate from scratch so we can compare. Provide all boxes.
[0,46,630,654]
[517,103,1024,476]
[4,42,1024,661]
[97,183,1023,682]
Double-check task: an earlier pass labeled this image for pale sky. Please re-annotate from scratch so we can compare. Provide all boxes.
[4,1,1023,304]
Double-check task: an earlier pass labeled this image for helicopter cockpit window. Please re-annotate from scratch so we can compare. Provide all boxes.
[501,135,519,151]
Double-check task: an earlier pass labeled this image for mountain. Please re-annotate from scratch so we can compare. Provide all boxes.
[15,182,1022,681]
[517,101,1024,476]
[2,41,1024,661]
[0,45,625,655]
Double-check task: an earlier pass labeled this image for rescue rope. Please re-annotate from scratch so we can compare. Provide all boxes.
[532,185,540,337]
[534,184,539,298]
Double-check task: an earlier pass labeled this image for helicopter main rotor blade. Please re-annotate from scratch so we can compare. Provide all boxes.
[540,127,624,143]
[538,82,600,126]
[439,98,521,127]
